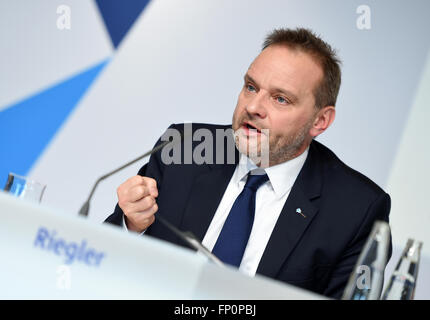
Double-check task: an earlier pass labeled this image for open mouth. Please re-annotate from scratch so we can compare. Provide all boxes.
[242,122,261,133]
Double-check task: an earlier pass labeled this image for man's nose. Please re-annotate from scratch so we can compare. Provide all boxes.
[245,91,268,119]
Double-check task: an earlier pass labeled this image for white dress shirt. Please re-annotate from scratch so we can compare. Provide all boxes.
[123,147,309,277]
[202,148,309,277]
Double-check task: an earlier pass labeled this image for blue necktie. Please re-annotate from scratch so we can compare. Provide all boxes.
[212,172,269,267]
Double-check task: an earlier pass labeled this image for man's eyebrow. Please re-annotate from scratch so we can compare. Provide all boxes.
[273,86,299,103]
[244,74,257,85]
[244,73,299,103]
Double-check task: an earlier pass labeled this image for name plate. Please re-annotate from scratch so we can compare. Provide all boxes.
[0,192,323,299]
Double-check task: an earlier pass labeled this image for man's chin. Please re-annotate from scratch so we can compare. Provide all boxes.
[234,132,270,167]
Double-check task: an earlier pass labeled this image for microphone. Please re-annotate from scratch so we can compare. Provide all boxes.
[78,129,224,267]
[78,137,173,217]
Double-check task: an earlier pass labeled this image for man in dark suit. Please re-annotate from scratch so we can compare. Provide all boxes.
[105,28,391,299]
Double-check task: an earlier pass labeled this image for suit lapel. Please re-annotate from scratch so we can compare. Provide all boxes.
[180,164,237,241]
[256,141,323,278]
[180,127,240,241]
[179,132,324,278]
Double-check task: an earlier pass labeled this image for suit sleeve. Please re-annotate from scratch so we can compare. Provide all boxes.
[323,192,392,299]
[103,124,176,227]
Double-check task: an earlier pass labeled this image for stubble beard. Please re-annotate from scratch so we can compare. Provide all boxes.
[233,117,314,167]
[269,120,313,165]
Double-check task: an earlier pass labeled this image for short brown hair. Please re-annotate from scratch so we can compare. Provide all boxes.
[263,28,341,110]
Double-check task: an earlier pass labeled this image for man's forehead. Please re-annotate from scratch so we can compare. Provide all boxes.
[247,45,323,94]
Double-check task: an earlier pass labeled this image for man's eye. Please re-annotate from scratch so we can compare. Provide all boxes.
[246,84,256,92]
[276,96,288,104]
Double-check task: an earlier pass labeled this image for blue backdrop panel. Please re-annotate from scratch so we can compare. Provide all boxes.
[95,0,151,48]
[0,59,109,188]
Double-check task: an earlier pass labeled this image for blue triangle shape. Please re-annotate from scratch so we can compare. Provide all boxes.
[0,59,109,188]
[96,0,151,48]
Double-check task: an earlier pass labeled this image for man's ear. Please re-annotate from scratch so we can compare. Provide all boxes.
[309,106,336,138]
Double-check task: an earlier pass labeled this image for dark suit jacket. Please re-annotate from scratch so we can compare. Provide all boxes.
[105,123,392,299]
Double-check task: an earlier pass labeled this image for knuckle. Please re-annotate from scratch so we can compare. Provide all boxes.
[149,178,157,188]
[128,176,141,187]
[144,196,155,208]
[137,185,146,196]
[147,215,155,224]
[143,215,155,228]
[144,177,157,188]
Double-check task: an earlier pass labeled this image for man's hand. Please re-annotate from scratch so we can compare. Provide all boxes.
[117,175,158,233]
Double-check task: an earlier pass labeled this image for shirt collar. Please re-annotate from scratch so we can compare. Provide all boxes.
[233,147,309,199]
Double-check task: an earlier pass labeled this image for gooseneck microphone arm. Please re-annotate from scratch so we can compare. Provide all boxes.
[78,139,171,217]
[155,214,224,267]
[78,131,224,267]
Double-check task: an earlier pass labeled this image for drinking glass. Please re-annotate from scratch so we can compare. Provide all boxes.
[341,220,391,300]
[382,239,423,300]
[3,172,46,203]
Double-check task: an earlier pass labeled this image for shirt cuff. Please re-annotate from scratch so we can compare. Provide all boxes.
[122,214,146,235]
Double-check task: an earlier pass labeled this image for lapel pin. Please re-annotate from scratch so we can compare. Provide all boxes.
[296,208,306,218]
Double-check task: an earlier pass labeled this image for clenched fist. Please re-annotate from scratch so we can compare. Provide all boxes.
[117,175,158,233]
